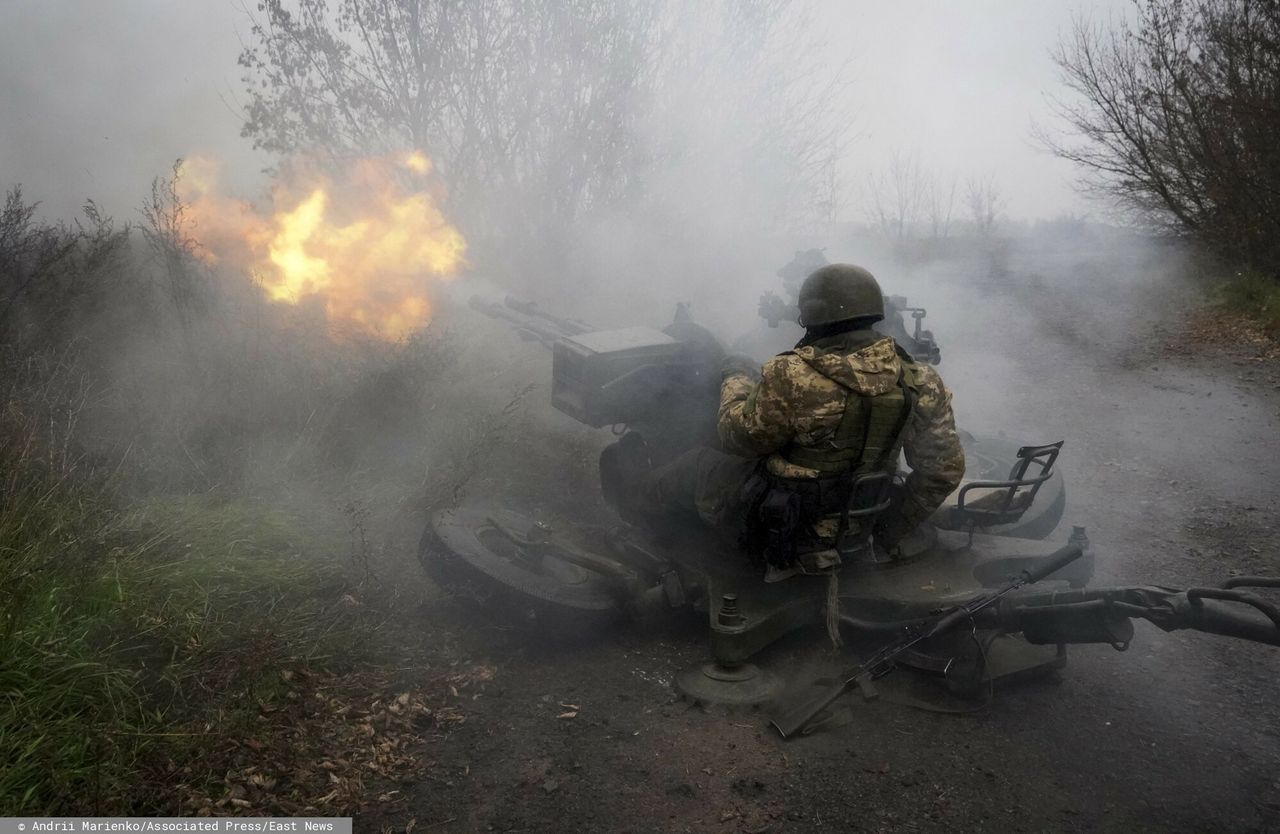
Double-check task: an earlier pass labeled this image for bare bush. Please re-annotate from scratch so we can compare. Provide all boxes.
[140,160,210,322]
[1043,0,1280,277]
[0,188,132,352]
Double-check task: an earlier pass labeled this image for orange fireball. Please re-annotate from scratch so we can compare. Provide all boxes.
[180,151,466,341]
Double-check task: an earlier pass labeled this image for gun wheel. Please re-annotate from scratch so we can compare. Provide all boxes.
[419,503,624,638]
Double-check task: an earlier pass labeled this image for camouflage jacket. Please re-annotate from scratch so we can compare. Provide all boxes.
[719,331,965,546]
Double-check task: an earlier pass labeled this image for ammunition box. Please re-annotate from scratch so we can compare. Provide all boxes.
[552,327,684,427]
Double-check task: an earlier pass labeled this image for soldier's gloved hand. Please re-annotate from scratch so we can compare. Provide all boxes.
[720,353,759,380]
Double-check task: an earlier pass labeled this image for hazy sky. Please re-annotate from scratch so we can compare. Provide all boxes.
[0,0,1129,224]
[825,0,1129,221]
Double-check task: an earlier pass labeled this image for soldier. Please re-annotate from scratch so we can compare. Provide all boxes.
[756,251,938,365]
[639,264,965,580]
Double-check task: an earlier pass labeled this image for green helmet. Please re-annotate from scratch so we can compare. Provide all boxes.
[796,264,885,327]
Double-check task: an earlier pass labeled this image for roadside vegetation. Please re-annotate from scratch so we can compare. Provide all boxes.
[0,181,491,815]
[4,0,1279,820]
[1045,0,1280,331]
[1213,269,1280,335]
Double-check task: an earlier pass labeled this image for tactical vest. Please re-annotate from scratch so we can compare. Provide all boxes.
[779,349,920,479]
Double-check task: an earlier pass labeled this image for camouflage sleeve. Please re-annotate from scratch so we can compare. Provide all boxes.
[898,366,966,530]
[717,357,795,457]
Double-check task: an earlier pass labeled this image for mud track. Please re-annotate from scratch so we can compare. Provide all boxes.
[383,261,1280,833]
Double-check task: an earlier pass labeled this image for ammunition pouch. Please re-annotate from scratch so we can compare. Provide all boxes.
[749,479,805,571]
[740,471,896,572]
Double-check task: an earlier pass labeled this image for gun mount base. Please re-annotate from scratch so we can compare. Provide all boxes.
[896,631,1067,699]
[674,661,783,708]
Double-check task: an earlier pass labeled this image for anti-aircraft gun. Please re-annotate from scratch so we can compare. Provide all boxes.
[441,292,1280,727]
[472,293,1065,538]
[469,295,725,456]
[471,292,936,436]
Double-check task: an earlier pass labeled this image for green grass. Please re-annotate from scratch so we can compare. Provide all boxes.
[0,428,149,812]
[0,582,150,812]
[0,187,430,814]
[1212,268,1280,334]
[0,451,375,814]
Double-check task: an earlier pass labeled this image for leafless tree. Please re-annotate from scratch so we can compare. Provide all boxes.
[863,152,931,240]
[965,173,1002,236]
[925,175,957,239]
[862,169,892,238]
[813,146,848,231]
[863,153,959,240]
[238,0,854,277]
[1041,0,1280,276]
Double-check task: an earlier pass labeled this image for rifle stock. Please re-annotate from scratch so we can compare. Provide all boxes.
[770,673,874,738]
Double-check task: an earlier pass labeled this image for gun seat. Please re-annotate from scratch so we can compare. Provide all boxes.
[949,442,1063,539]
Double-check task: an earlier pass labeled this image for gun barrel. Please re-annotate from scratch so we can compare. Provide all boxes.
[469,296,566,347]
[503,296,594,335]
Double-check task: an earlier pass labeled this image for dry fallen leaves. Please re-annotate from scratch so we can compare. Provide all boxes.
[175,663,493,817]
[1180,308,1280,361]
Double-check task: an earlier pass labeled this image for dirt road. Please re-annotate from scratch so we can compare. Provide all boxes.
[387,252,1280,833]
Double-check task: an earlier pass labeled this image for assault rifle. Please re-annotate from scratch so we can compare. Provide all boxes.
[772,541,1280,738]
[771,539,1086,738]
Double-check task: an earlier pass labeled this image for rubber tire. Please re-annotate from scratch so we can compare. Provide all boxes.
[418,504,624,638]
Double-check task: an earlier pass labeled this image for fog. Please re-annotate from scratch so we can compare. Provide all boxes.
[0,2,267,220]
[1,0,1127,223]
[4,1,1279,825]
[0,0,1240,539]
